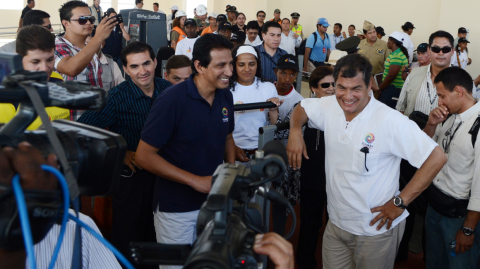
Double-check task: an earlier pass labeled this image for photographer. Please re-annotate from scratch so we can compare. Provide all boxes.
[78,41,172,268]
[0,142,121,269]
[54,0,118,120]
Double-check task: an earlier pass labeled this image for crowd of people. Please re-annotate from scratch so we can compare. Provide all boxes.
[1,0,480,269]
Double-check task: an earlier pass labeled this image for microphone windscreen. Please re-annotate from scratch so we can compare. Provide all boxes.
[262,140,288,166]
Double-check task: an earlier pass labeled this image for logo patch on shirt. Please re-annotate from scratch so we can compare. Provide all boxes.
[234,101,245,115]
[187,47,191,53]
[362,133,375,149]
[387,58,391,62]
[376,49,385,54]
[222,107,229,122]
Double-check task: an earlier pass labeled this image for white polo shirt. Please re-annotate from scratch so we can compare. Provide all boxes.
[175,37,199,59]
[301,94,437,236]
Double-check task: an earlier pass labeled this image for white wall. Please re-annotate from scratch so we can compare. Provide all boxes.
[1,0,478,76]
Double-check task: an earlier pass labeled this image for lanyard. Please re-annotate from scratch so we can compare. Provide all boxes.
[426,81,437,106]
[443,116,462,153]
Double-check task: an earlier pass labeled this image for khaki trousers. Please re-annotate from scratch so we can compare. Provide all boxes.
[322,219,406,269]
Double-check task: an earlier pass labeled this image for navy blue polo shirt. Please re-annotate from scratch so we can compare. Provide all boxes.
[141,74,235,213]
[102,25,123,59]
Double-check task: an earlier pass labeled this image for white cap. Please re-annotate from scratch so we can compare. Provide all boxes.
[388,31,405,44]
[176,10,186,17]
[170,5,179,10]
[208,12,219,19]
[196,4,207,16]
[326,50,347,65]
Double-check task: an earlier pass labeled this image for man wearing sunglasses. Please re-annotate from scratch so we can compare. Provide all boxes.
[423,67,480,269]
[55,0,118,120]
[0,10,53,53]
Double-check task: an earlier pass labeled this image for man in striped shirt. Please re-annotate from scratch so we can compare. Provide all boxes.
[256,21,287,82]
[78,42,172,268]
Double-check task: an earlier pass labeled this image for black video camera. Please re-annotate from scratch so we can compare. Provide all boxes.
[131,140,294,269]
[0,52,127,250]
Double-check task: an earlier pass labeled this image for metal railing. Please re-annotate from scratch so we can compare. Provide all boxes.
[0,24,64,37]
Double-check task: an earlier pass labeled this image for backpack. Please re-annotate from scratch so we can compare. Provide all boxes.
[298,32,329,63]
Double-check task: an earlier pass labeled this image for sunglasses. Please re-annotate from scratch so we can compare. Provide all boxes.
[42,24,52,30]
[71,16,95,25]
[319,82,335,88]
[430,46,452,54]
[258,15,265,17]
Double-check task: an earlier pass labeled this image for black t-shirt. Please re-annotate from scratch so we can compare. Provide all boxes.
[232,24,245,33]
[21,6,31,19]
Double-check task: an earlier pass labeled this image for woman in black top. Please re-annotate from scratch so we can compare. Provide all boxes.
[296,66,335,269]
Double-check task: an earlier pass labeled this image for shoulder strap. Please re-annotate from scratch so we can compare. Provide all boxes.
[313,32,318,47]
[441,114,454,126]
[468,115,480,148]
[456,50,461,67]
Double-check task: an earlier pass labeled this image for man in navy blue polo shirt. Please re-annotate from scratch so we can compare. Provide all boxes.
[256,21,287,82]
[136,34,236,269]
[78,41,171,268]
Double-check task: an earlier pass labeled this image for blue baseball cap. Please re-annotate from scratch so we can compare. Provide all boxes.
[317,18,330,27]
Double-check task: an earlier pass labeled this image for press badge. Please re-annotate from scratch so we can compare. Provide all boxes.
[323,47,326,53]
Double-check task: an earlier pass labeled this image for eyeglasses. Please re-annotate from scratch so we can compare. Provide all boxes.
[319,82,335,88]
[430,46,452,54]
[258,15,265,17]
[42,24,52,30]
[71,16,95,25]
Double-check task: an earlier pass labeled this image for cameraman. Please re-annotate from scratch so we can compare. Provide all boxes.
[0,25,70,130]
[54,1,118,119]
[0,142,121,269]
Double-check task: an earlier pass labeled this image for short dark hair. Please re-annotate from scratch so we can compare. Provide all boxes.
[282,18,290,24]
[348,24,355,29]
[104,8,117,18]
[136,0,143,4]
[120,41,155,66]
[16,25,55,56]
[334,23,342,30]
[166,55,191,74]
[256,10,266,16]
[333,54,372,87]
[191,34,233,76]
[237,13,246,19]
[153,3,159,7]
[59,1,89,30]
[262,21,281,34]
[401,25,413,32]
[27,0,34,3]
[23,10,50,27]
[429,30,454,47]
[434,67,473,94]
[246,20,260,31]
[309,66,333,89]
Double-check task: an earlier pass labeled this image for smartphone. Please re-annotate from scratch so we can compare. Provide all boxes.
[108,14,123,24]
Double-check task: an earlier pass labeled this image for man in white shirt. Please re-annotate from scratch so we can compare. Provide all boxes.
[153,2,165,14]
[401,21,415,63]
[423,66,480,269]
[245,21,262,46]
[329,23,345,51]
[175,18,199,60]
[287,53,447,269]
[279,18,301,55]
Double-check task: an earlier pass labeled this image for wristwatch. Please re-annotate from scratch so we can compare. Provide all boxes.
[463,226,475,236]
[393,196,407,209]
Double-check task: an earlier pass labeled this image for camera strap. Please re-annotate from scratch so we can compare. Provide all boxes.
[20,82,80,200]
[21,82,83,269]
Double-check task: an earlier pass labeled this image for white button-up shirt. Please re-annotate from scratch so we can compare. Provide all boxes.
[301,94,437,236]
[279,30,302,55]
[329,33,345,51]
[432,100,480,212]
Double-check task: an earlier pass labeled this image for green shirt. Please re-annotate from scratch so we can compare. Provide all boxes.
[383,48,408,89]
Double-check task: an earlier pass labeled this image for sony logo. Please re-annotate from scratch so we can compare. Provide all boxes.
[33,208,58,218]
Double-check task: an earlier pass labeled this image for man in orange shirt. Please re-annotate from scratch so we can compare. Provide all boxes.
[270,9,281,24]
[201,12,218,36]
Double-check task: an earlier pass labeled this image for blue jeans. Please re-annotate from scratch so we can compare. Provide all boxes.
[426,205,480,269]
